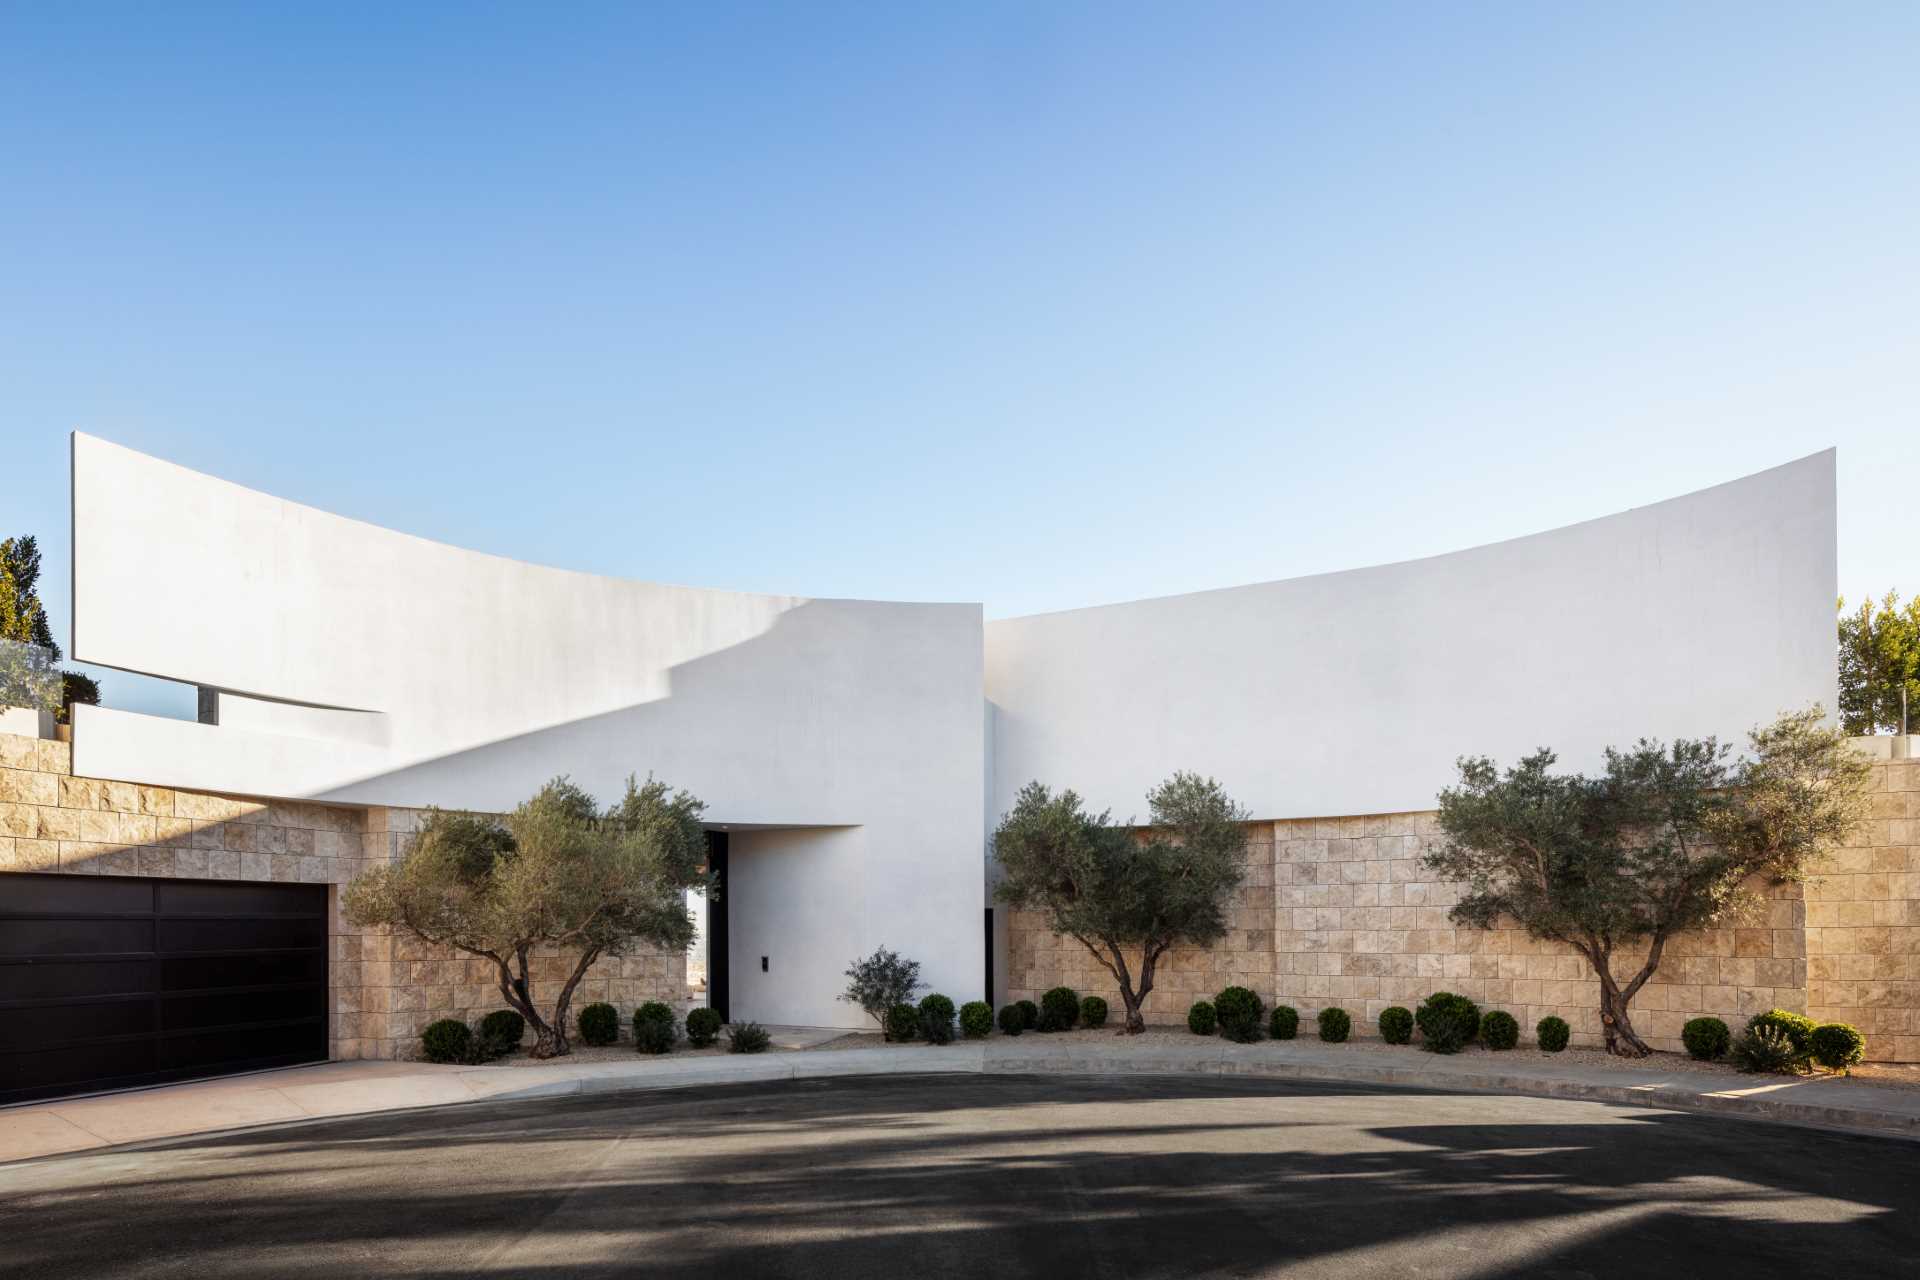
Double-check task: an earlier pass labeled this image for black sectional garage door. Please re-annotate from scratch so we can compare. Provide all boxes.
[0,873,328,1105]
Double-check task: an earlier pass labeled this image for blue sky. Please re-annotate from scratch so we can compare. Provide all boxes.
[3,4,1915,718]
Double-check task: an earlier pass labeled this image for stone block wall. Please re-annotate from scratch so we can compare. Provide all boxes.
[1008,742,1917,1061]
[1806,753,1920,1062]
[0,733,687,1062]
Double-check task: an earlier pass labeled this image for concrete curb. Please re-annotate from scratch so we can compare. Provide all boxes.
[467,1042,1920,1144]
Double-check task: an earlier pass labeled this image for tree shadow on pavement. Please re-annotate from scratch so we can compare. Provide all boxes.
[3,1073,1911,1280]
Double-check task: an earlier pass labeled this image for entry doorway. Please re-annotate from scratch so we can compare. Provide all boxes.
[702,831,728,1023]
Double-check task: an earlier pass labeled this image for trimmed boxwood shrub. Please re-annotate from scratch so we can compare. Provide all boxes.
[885,1002,920,1043]
[1269,1005,1300,1041]
[1378,1006,1414,1045]
[635,1016,675,1055]
[959,1000,994,1039]
[421,1018,472,1064]
[1187,1000,1218,1036]
[1809,1022,1866,1074]
[919,993,957,1044]
[1682,1016,1731,1062]
[1214,986,1264,1043]
[1080,996,1109,1029]
[1747,1009,1816,1057]
[1015,999,1039,1031]
[1536,1015,1570,1053]
[1039,986,1081,1032]
[1317,1007,1351,1043]
[1415,991,1481,1054]
[578,1002,620,1047]
[685,1007,722,1048]
[997,1003,1026,1036]
[477,1009,525,1058]
[727,1021,771,1054]
[634,1000,675,1029]
[1481,1010,1519,1051]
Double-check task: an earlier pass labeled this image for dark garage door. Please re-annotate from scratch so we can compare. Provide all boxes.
[0,873,328,1105]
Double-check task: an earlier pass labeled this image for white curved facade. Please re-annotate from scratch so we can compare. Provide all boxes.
[986,451,1837,822]
[67,434,1836,1025]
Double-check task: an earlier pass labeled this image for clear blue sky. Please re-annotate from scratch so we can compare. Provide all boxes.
[3,4,1915,718]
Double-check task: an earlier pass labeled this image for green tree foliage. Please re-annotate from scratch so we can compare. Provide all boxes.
[343,775,710,1058]
[1427,708,1870,1057]
[839,947,924,1034]
[1839,592,1920,735]
[0,536,58,654]
[0,534,102,720]
[993,772,1248,1033]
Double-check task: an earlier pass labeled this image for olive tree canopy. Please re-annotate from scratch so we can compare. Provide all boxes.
[993,772,1248,1034]
[1426,708,1870,1057]
[344,775,709,1058]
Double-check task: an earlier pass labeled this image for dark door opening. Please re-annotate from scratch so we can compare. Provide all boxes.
[705,831,728,1025]
[0,872,329,1105]
[984,907,994,1006]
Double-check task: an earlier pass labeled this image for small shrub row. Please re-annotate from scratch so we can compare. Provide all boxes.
[1184,986,1267,1041]
[422,1010,525,1064]
[1725,1009,1866,1075]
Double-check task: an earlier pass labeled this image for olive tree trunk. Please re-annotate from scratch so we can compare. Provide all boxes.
[1577,935,1664,1059]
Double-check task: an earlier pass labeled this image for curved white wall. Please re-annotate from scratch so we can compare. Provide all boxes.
[67,433,1838,1020]
[70,433,986,1027]
[986,451,1837,822]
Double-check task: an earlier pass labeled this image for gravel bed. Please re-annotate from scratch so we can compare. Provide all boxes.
[483,1023,1920,1092]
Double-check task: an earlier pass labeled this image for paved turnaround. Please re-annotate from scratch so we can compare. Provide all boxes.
[2,1073,1915,1279]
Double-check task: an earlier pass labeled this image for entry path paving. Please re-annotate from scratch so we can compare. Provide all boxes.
[6,1034,1919,1164]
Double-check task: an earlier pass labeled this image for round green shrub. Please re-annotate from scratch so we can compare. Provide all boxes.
[634,1001,675,1029]
[685,1007,722,1048]
[997,1003,1025,1036]
[1187,1000,1218,1036]
[1481,1010,1519,1051]
[1414,991,1481,1054]
[1015,999,1039,1031]
[1317,1007,1351,1043]
[1039,985,1081,1032]
[1809,1022,1866,1074]
[1536,1016,1570,1052]
[1269,1005,1300,1040]
[959,1000,994,1039]
[1080,996,1109,1029]
[918,993,957,1045]
[727,1021,771,1054]
[1214,986,1265,1042]
[1746,1009,1815,1056]
[1378,1006,1414,1045]
[1682,1016,1731,1062]
[477,1009,525,1058]
[577,1002,620,1047]
[885,1002,920,1043]
[421,1018,472,1064]
[634,1016,675,1055]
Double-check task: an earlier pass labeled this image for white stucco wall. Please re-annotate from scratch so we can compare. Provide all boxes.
[70,433,985,1026]
[985,450,1838,823]
[66,433,1837,1023]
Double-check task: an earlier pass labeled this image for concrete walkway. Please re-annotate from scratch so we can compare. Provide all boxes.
[6,1037,1918,1163]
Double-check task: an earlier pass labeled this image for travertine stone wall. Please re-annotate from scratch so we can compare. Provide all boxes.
[0,734,686,1062]
[1806,752,1920,1062]
[1009,742,1917,1061]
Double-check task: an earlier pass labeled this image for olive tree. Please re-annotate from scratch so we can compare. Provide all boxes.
[344,775,709,1058]
[1426,708,1870,1057]
[993,772,1248,1034]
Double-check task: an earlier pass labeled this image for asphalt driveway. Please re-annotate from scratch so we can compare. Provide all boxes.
[1,1073,1912,1278]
